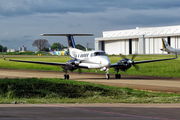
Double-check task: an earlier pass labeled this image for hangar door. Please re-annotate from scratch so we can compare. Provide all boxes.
[104,39,138,55]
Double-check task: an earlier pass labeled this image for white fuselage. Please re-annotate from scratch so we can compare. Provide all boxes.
[162,48,180,54]
[75,50,111,69]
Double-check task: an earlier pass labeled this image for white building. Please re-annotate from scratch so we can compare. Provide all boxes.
[95,25,180,55]
[7,49,16,52]
[19,45,27,52]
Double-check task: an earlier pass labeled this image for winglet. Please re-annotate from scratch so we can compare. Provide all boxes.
[2,53,9,61]
[175,52,178,59]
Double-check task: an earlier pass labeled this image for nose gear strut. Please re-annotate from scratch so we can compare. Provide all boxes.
[106,68,110,79]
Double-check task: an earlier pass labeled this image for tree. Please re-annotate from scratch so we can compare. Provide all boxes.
[42,47,49,52]
[32,39,49,51]
[0,44,7,52]
[2,46,7,52]
[75,44,85,50]
[51,43,64,50]
[0,45,3,52]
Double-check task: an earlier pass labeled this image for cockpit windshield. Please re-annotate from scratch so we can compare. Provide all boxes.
[94,52,107,56]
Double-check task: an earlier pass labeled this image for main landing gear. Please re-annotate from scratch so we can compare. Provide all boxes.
[115,69,121,79]
[64,74,69,79]
[115,74,121,79]
[63,69,69,79]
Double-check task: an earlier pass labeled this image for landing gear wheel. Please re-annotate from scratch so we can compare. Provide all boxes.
[66,75,69,79]
[115,74,121,79]
[64,74,69,79]
[106,74,110,79]
[64,75,67,79]
[118,74,121,79]
[115,74,118,79]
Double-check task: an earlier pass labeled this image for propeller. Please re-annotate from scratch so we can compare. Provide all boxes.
[78,68,82,74]
[120,54,139,71]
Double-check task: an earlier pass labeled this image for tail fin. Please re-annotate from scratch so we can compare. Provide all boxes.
[67,34,76,48]
[162,38,170,49]
[161,38,173,51]
[41,34,93,57]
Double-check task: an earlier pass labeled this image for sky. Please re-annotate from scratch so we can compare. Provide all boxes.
[1,0,180,51]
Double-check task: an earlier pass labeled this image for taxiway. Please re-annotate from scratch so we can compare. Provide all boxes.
[0,104,180,120]
[0,68,180,92]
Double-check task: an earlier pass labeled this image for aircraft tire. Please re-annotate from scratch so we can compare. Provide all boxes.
[115,74,121,79]
[67,75,69,79]
[64,75,67,79]
[115,74,118,79]
[118,74,121,79]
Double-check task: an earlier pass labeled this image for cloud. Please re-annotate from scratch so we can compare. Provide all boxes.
[1,0,180,17]
[1,0,180,51]
[23,35,33,38]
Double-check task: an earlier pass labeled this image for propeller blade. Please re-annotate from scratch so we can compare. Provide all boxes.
[133,64,139,71]
[78,68,82,74]
[120,54,127,59]
[131,54,137,61]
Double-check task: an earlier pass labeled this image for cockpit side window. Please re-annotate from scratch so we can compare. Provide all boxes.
[94,52,107,56]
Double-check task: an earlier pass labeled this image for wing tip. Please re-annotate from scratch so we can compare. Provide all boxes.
[175,52,178,59]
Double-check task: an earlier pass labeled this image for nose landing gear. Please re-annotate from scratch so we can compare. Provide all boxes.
[106,68,110,79]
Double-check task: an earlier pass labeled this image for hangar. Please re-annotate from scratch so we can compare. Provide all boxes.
[95,25,180,55]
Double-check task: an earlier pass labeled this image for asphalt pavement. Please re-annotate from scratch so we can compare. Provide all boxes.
[0,104,180,120]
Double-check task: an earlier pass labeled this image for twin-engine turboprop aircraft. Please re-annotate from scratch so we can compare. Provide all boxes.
[3,34,178,79]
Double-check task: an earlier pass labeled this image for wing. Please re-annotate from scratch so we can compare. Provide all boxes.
[2,55,88,69]
[133,56,177,64]
[3,56,66,67]
[110,52,177,68]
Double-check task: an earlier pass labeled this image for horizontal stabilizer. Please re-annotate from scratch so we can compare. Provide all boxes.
[41,34,94,36]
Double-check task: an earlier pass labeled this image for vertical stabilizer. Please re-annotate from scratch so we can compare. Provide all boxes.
[67,34,76,48]
[161,38,176,53]
[161,38,174,49]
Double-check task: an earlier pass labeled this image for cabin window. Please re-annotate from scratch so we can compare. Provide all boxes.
[90,53,93,57]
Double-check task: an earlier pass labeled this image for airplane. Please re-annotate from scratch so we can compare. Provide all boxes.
[2,34,178,80]
[161,38,180,54]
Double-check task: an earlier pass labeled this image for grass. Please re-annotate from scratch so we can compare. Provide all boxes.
[0,78,180,104]
[0,54,179,77]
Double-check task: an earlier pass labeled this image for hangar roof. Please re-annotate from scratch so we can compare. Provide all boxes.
[95,25,180,41]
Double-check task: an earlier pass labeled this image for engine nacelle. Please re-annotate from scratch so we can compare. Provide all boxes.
[74,61,80,65]
[117,59,132,71]
[66,63,74,70]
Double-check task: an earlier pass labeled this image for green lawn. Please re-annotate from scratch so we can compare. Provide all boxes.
[0,78,180,103]
[0,54,179,77]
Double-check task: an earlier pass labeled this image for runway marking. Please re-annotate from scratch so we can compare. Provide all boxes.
[31,104,176,120]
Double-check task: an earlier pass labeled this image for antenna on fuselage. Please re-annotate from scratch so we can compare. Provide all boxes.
[41,34,94,48]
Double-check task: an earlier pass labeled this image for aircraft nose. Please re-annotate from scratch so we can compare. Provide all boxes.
[103,58,111,67]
